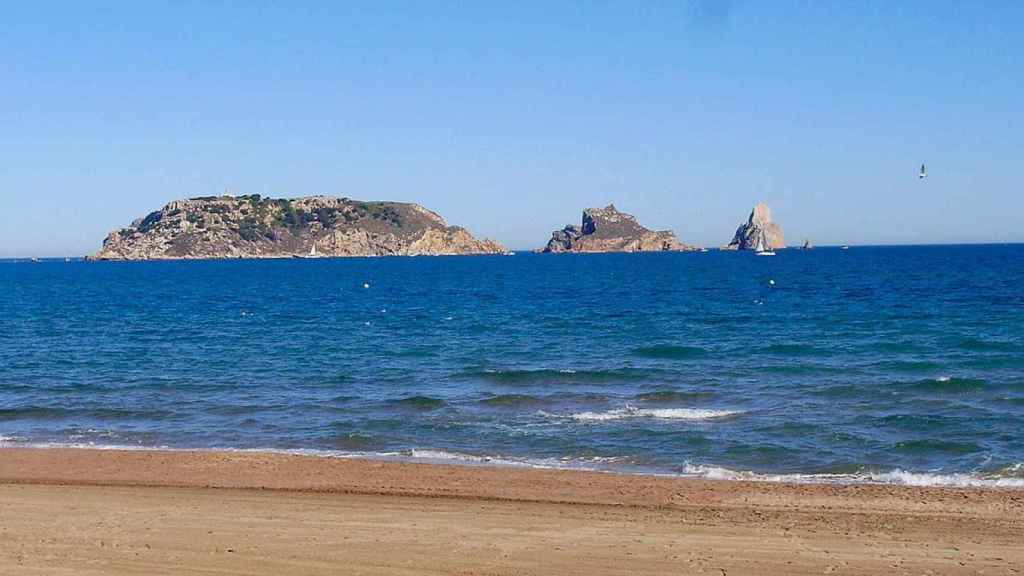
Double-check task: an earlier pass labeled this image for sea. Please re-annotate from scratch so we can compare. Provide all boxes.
[2,245,1023,487]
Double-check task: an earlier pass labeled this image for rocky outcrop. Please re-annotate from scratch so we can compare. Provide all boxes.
[725,202,785,251]
[94,195,505,260]
[542,205,696,253]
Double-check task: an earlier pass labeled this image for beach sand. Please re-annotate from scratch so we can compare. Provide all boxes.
[1,448,1022,575]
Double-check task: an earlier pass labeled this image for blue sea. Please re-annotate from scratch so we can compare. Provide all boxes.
[2,245,1023,487]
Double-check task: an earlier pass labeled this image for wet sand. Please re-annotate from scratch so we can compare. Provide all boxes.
[1,448,1022,575]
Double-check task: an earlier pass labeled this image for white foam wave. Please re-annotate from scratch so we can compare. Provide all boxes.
[866,470,1024,488]
[571,406,742,422]
[679,463,1024,488]
[403,449,555,468]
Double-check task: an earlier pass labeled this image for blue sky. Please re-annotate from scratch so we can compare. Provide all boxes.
[1,1,1021,256]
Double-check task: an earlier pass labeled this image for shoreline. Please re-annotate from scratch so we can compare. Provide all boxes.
[2,443,1022,489]
[2,448,1023,575]
[2,447,1022,504]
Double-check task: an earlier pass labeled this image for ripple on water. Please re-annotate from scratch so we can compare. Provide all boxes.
[455,368,664,386]
[630,345,708,360]
[761,344,831,357]
[955,338,1020,353]
[873,359,944,373]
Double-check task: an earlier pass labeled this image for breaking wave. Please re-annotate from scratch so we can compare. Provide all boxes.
[569,405,742,422]
[679,462,1024,488]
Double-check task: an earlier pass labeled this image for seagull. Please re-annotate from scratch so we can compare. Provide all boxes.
[918,164,927,179]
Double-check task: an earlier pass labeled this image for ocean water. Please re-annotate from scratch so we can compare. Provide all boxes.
[2,245,1023,487]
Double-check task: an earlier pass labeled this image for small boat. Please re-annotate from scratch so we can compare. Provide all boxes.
[753,236,774,256]
[919,164,927,179]
[30,257,40,263]
[841,245,850,250]
[295,244,320,258]
[699,248,709,253]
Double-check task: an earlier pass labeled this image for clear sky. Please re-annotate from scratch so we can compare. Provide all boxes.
[1,1,1021,256]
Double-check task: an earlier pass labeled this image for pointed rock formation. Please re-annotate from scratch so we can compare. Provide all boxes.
[725,202,785,251]
[542,204,696,253]
[93,195,505,260]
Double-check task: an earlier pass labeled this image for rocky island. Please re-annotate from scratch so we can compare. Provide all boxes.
[93,195,505,260]
[724,202,785,251]
[542,205,696,253]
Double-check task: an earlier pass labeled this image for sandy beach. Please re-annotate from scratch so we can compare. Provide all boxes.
[0,448,1020,575]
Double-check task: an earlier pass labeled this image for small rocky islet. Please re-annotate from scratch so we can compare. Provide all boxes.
[541,204,698,253]
[723,202,786,251]
[93,195,787,259]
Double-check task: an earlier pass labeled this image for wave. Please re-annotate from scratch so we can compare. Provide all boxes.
[0,406,177,421]
[388,346,440,358]
[874,359,943,373]
[877,414,958,431]
[633,390,716,403]
[0,406,67,421]
[762,343,830,357]
[956,338,1020,352]
[386,396,447,410]
[679,463,1024,488]
[814,384,887,399]
[762,364,849,375]
[478,394,545,408]
[959,356,1024,369]
[873,341,930,354]
[457,367,658,385]
[903,376,987,393]
[330,433,379,450]
[892,439,984,456]
[569,406,742,422]
[631,345,708,360]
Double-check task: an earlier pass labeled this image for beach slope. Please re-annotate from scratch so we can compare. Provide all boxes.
[1,448,1021,575]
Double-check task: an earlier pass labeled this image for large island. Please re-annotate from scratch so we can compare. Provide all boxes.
[93,195,505,260]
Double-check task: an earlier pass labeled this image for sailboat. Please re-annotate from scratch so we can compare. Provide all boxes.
[801,239,813,250]
[295,243,319,258]
[918,164,927,179]
[754,235,775,256]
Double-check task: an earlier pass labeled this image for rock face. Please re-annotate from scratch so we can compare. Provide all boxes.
[725,202,785,251]
[94,195,505,260]
[542,205,696,253]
